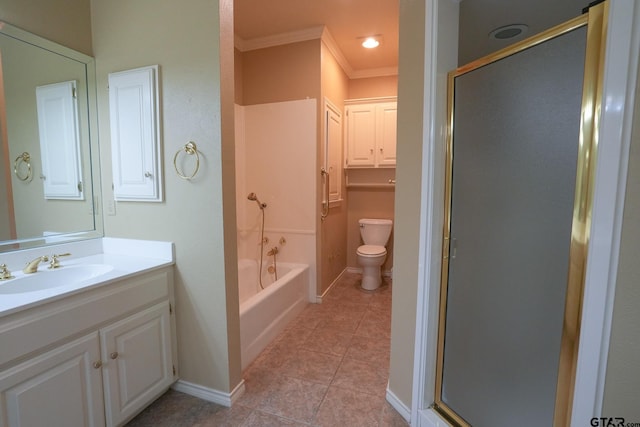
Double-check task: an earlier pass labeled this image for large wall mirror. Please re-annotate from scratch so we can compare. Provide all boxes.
[0,22,102,252]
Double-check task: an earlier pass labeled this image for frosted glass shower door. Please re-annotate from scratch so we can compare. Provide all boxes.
[437,23,590,427]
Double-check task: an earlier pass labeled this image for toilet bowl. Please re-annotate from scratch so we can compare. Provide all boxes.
[357,219,393,290]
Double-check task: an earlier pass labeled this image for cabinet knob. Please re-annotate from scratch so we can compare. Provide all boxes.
[93,361,103,369]
[380,148,383,153]
[110,351,119,360]
[370,148,374,153]
[144,171,152,178]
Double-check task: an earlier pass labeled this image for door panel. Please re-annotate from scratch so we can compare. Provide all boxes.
[439,25,587,426]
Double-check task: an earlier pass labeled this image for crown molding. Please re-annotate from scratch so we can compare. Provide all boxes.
[235,26,324,52]
[320,27,354,77]
[350,67,399,79]
[234,26,398,79]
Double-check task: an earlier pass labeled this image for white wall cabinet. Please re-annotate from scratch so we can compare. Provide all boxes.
[108,65,163,202]
[0,268,176,427]
[345,98,397,168]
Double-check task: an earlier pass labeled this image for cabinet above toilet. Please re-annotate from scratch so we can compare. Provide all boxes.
[344,97,397,168]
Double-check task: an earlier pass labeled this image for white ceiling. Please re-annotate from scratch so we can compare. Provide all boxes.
[234,0,590,76]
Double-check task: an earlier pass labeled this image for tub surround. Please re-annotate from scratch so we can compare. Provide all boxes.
[0,238,174,316]
[238,259,309,370]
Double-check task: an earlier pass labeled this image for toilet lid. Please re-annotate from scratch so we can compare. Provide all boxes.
[357,245,386,256]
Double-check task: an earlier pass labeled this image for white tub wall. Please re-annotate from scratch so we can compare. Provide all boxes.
[234,99,317,300]
[238,229,316,302]
[234,104,247,235]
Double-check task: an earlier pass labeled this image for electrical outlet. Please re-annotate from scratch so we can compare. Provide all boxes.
[107,199,116,216]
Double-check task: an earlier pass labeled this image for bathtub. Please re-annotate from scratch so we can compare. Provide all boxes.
[238,258,309,370]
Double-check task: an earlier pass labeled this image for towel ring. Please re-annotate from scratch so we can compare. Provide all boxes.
[14,152,33,182]
[173,141,200,180]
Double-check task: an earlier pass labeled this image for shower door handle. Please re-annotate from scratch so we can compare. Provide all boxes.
[321,168,329,221]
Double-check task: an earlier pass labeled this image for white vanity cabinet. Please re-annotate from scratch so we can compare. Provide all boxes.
[101,302,173,426]
[0,333,105,426]
[345,98,397,168]
[0,267,176,427]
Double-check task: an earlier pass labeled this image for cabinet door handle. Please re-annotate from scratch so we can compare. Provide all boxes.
[93,361,103,369]
[110,351,119,360]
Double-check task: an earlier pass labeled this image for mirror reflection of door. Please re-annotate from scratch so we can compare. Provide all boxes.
[435,3,607,426]
[0,25,97,246]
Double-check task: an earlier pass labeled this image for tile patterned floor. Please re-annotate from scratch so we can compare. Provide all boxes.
[126,272,408,426]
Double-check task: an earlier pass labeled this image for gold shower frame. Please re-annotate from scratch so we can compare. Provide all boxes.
[433,2,608,426]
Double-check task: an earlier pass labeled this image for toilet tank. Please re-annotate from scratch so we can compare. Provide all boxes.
[359,218,393,246]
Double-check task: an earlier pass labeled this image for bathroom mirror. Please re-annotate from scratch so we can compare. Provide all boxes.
[0,22,103,252]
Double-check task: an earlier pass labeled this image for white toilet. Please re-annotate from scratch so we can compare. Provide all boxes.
[357,218,393,290]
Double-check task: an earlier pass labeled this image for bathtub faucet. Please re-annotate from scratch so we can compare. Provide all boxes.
[266,247,279,256]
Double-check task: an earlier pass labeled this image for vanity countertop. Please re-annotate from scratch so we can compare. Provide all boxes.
[0,238,174,317]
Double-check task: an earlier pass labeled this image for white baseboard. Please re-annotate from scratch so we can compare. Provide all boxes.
[316,268,348,303]
[172,379,245,407]
[386,387,411,423]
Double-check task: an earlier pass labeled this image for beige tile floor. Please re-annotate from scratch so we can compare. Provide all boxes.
[126,272,408,426]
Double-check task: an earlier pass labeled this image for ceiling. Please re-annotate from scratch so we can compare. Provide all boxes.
[234,0,590,77]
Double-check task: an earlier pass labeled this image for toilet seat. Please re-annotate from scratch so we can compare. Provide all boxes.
[357,244,387,257]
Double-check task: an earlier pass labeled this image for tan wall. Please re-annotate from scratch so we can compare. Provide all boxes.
[91,0,241,393]
[234,48,243,105]
[348,75,398,99]
[241,40,320,106]
[602,64,640,419]
[0,0,92,55]
[318,41,349,295]
[387,0,427,407]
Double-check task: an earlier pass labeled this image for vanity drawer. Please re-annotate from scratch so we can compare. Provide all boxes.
[0,268,172,369]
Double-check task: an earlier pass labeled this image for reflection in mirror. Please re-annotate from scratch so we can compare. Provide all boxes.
[0,22,102,253]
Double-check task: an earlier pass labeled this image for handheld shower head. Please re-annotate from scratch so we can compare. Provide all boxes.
[247,192,266,209]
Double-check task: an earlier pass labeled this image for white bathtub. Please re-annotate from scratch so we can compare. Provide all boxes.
[238,258,309,370]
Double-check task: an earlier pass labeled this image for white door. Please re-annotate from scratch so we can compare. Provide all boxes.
[0,333,104,427]
[345,105,376,166]
[325,100,342,202]
[100,302,173,427]
[376,102,397,166]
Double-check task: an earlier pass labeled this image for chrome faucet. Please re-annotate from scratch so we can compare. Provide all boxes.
[23,256,49,274]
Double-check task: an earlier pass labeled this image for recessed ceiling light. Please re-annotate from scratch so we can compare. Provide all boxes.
[362,37,380,49]
[489,24,528,40]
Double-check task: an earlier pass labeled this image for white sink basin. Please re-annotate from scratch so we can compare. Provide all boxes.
[0,264,115,294]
